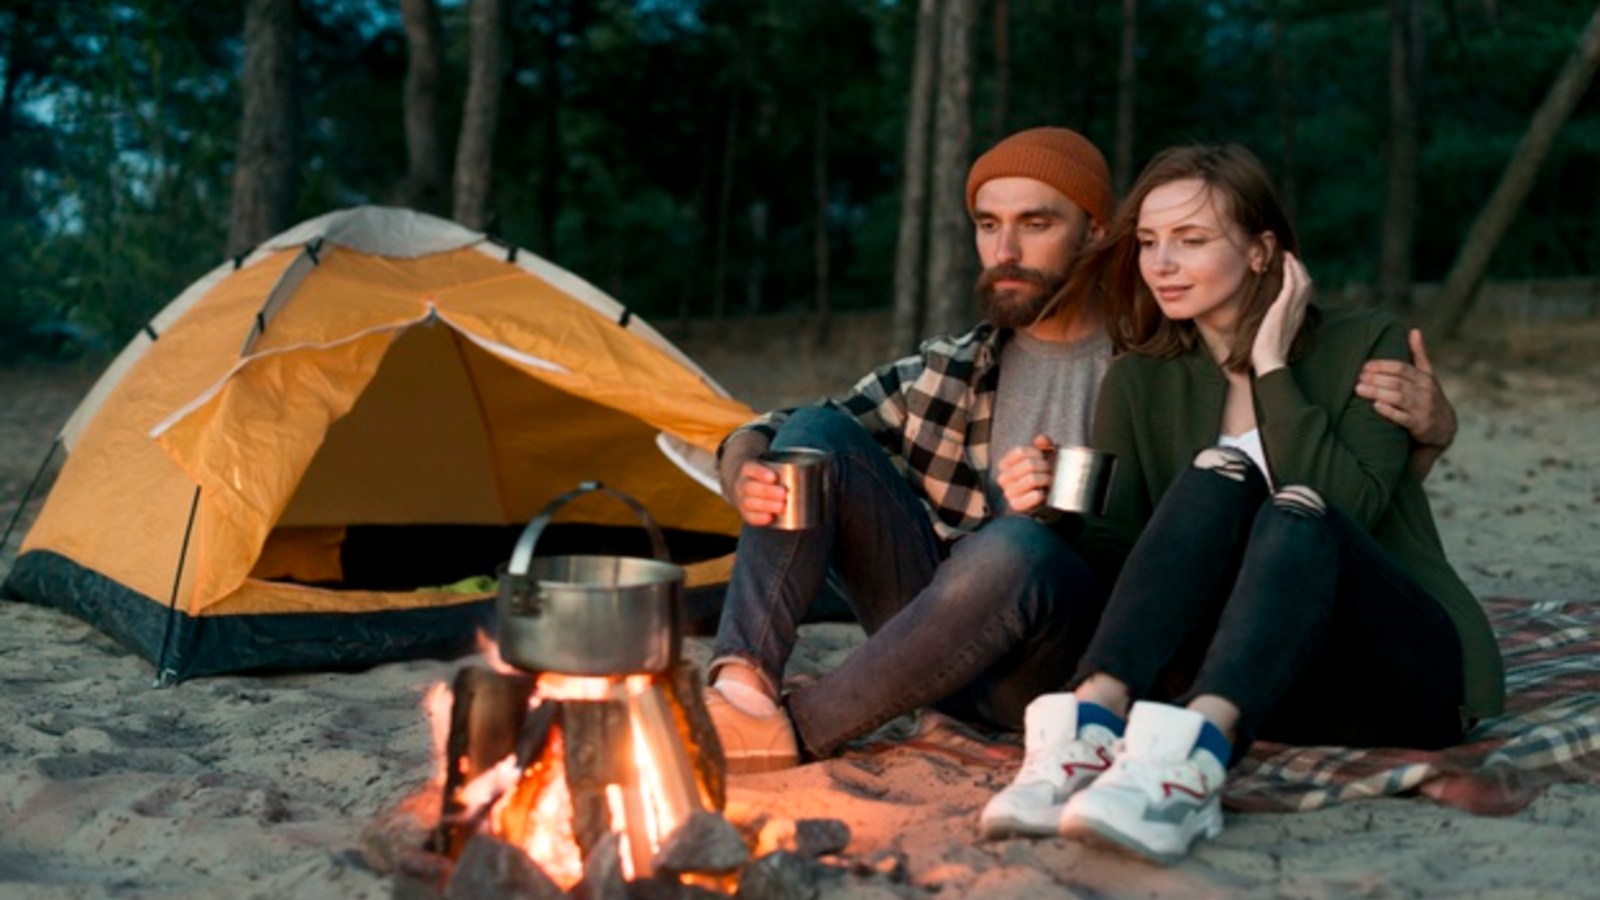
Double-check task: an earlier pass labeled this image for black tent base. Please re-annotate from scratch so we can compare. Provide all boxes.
[3,550,495,681]
[0,525,857,680]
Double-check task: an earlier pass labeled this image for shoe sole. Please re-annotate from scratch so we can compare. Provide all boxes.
[723,754,801,775]
[980,805,1064,840]
[1059,806,1223,866]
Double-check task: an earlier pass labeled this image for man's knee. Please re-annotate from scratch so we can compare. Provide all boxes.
[775,406,864,454]
[960,516,1083,583]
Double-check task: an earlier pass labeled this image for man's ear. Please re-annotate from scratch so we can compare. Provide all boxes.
[1250,232,1278,273]
[1086,221,1106,246]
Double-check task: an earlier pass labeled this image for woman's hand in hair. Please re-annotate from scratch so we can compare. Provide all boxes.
[997,435,1056,515]
[1251,251,1312,377]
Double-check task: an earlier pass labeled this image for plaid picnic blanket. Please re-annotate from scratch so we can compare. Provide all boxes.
[1225,596,1600,815]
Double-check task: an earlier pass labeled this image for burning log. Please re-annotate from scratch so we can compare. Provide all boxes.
[561,695,646,872]
[663,661,727,811]
[429,666,536,857]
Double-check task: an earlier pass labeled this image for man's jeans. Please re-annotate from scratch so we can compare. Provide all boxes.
[1075,451,1466,760]
[710,407,1107,759]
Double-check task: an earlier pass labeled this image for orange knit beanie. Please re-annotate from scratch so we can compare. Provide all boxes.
[965,127,1114,226]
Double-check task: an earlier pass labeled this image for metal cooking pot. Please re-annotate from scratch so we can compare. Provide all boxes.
[496,481,685,675]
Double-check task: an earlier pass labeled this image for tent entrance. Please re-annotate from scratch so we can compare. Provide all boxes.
[249,319,734,594]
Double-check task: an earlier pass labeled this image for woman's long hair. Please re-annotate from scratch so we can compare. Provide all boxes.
[1065,144,1304,372]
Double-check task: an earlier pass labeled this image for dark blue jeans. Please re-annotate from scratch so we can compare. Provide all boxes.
[1075,451,1466,761]
[710,407,1107,758]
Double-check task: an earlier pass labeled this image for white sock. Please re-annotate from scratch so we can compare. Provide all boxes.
[713,678,779,717]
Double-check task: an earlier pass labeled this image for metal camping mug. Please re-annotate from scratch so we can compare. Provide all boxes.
[758,447,832,530]
[1046,446,1116,516]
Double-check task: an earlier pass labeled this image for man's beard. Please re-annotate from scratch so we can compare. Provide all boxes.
[975,263,1069,330]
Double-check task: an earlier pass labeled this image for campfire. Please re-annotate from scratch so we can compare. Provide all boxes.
[379,484,859,897]
[425,659,730,891]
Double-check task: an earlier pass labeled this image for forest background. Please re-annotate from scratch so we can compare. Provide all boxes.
[1,0,1598,365]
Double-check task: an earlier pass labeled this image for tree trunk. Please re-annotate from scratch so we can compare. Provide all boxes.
[813,91,831,342]
[891,0,940,354]
[924,0,977,338]
[1113,0,1138,193]
[1378,0,1422,311]
[1428,3,1600,338]
[453,0,504,231]
[990,0,1009,144]
[399,0,445,215]
[744,202,768,315]
[228,0,297,259]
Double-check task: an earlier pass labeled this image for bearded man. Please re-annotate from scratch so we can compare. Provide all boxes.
[701,127,1456,773]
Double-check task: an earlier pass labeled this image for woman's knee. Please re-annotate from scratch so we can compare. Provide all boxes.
[1192,446,1258,483]
[1249,484,1333,548]
[1271,484,1327,518]
[1154,447,1268,517]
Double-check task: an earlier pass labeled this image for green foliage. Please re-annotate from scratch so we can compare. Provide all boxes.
[1,0,241,356]
[2,0,1598,360]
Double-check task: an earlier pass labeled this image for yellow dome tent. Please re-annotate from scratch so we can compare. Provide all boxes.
[3,206,751,681]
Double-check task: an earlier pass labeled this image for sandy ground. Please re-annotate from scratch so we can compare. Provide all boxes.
[2,319,1598,898]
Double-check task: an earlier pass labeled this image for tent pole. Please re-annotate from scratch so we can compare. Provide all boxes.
[1,437,62,559]
[153,486,202,688]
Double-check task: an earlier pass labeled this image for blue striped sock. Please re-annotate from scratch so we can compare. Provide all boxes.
[1077,700,1126,736]
[1193,718,1232,768]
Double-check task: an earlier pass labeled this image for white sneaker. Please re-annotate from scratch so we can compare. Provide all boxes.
[1058,701,1227,864]
[704,687,800,774]
[979,693,1120,839]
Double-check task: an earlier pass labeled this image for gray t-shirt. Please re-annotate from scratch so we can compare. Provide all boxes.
[987,329,1114,508]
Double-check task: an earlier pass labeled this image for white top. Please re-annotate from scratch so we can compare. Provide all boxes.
[1218,428,1271,488]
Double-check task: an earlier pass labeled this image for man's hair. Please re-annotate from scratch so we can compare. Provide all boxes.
[1072,143,1304,372]
[965,127,1115,227]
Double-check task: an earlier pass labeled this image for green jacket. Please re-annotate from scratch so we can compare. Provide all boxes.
[1083,306,1504,720]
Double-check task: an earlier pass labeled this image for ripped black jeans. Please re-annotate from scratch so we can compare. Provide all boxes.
[1075,449,1466,761]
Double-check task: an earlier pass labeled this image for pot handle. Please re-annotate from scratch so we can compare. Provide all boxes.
[506,481,671,577]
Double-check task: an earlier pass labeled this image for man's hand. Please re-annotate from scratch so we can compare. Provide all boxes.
[996,435,1056,514]
[732,460,788,527]
[1356,328,1458,479]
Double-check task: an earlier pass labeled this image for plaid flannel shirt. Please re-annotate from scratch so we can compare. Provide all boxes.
[726,323,1005,544]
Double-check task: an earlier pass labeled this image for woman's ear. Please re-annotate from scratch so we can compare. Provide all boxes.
[1249,232,1279,274]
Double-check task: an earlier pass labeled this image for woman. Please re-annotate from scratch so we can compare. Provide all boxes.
[979,144,1503,863]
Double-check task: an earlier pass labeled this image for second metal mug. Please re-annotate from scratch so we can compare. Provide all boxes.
[1046,446,1116,516]
[758,447,831,530]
